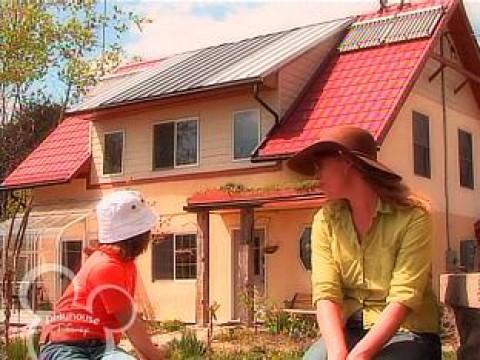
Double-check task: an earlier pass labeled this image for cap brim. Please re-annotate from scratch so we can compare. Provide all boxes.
[288,141,401,182]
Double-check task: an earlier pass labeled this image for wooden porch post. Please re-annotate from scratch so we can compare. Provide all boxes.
[239,207,254,326]
[196,210,210,327]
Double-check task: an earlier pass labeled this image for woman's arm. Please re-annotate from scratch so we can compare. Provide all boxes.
[311,209,347,359]
[115,311,169,360]
[317,300,348,360]
[349,209,433,359]
[347,302,409,360]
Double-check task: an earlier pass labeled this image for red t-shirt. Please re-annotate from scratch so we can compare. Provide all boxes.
[41,248,137,344]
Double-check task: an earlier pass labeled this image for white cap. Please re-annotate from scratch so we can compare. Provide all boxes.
[96,190,158,244]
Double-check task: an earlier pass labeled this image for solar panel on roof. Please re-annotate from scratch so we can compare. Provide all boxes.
[339,5,443,52]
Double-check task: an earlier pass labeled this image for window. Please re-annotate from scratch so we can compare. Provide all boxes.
[103,131,123,175]
[458,129,474,189]
[153,119,198,170]
[299,227,312,271]
[412,111,431,178]
[233,110,260,160]
[152,233,197,280]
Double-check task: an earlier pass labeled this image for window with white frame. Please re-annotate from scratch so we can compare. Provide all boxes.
[151,233,197,280]
[153,119,198,170]
[103,130,124,175]
[233,110,260,160]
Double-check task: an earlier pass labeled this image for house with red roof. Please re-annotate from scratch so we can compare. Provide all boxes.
[1,0,479,324]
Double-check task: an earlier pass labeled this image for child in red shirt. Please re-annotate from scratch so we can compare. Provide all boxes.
[39,190,168,359]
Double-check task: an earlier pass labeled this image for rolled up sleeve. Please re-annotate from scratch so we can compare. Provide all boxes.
[311,209,343,305]
[386,209,433,312]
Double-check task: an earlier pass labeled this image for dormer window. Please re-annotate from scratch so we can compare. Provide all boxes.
[103,130,124,175]
[153,118,198,170]
[233,109,260,160]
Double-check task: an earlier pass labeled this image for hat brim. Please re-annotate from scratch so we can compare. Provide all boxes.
[288,141,402,182]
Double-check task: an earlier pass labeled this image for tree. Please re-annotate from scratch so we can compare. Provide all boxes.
[0,1,149,124]
[0,1,149,349]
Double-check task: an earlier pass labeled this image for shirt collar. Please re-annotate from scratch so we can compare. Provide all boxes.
[376,197,393,215]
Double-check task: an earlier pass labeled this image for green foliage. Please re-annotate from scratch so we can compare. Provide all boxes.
[161,319,186,333]
[147,319,186,334]
[0,1,150,123]
[0,333,40,360]
[170,330,208,359]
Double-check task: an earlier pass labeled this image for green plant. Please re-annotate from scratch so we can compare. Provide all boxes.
[288,314,318,339]
[170,330,207,359]
[5,337,28,360]
[162,319,186,333]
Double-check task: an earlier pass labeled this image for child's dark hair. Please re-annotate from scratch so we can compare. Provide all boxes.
[85,231,151,261]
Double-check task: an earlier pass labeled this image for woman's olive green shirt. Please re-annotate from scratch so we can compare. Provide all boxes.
[311,199,440,334]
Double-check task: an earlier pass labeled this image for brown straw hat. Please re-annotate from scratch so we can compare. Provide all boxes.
[287,126,402,182]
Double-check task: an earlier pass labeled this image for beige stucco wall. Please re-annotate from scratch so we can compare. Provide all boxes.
[379,40,480,280]
[34,167,308,322]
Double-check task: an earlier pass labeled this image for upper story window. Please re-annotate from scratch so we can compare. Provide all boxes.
[153,118,198,170]
[151,233,197,281]
[233,109,260,160]
[458,129,474,189]
[412,111,431,178]
[103,130,124,175]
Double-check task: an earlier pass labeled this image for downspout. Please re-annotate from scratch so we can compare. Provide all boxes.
[253,83,279,125]
[440,35,453,270]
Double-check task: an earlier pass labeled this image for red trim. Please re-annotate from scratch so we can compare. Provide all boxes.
[87,162,282,189]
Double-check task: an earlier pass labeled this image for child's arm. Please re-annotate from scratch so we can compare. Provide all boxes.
[115,311,170,360]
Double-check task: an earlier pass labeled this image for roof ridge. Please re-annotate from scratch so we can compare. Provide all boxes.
[118,15,355,68]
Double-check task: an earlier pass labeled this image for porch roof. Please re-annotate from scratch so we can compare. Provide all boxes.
[184,187,326,211]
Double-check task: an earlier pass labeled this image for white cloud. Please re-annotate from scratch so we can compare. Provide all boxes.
[124,0,480,60]
[124,1,378,59]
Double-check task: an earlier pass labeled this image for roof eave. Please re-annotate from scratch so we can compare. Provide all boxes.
[251,153,292,163]
[0,179,70,191]
[66,78,262,116]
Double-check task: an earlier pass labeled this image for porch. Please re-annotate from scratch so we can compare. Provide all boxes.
[184,187,325,326]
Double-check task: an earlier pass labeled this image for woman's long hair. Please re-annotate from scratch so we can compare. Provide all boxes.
[361,169,429,210]
[84,231,151,262]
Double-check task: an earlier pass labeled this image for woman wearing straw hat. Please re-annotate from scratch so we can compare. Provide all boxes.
[289,127,440,360]
[39,190,169,359]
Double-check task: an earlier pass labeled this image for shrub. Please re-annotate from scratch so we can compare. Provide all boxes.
[170,329,207,359]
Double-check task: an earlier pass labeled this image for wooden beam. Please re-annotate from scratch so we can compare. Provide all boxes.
[428,64,445,82]
[195,210,210,327]
[454,79,468,94]
[431,53,480,85]
[239,207,254,326]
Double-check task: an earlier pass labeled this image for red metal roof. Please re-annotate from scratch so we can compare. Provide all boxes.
[255,0,456,160]
[1,116,91,189]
